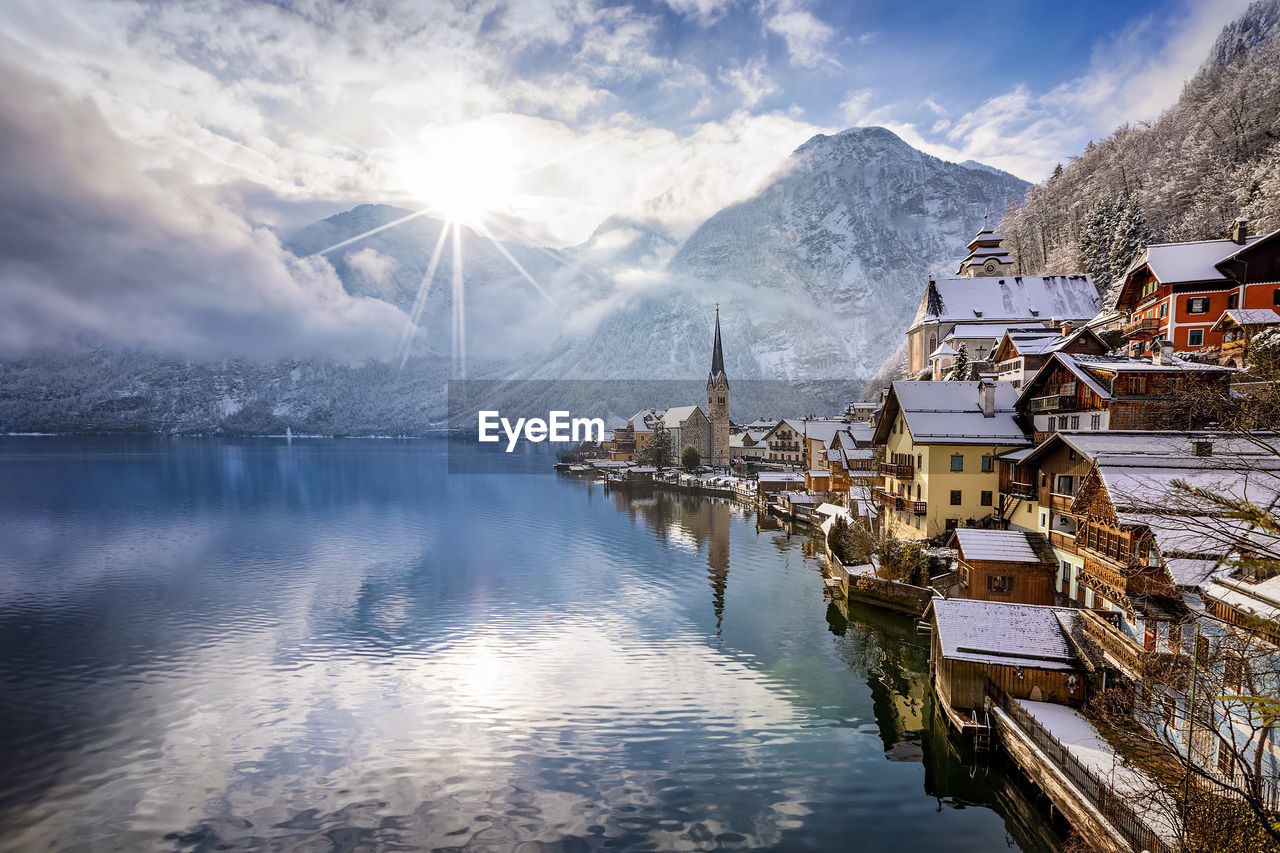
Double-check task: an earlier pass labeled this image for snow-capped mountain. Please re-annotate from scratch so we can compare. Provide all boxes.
[0,126,1027,433]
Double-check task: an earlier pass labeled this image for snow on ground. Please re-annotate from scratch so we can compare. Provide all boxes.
[1018,699,1181,843]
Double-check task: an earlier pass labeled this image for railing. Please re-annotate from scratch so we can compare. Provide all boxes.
[1048,493,1075,512]
[882,462,914,480]
[987,681,1177,853]
[1079,609,1145,674]
[1082,553,1129,596]
[909,500,927,515]
[1006,481,1036,499]
[1048,529,1076,550]
[1029,391,1078,412]
[1123,316,1162,338]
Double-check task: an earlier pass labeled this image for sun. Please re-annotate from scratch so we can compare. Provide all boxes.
[392,121,521,226]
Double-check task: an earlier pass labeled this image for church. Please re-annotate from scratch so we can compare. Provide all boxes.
[610,308,731,468]
[905,217,1101,377]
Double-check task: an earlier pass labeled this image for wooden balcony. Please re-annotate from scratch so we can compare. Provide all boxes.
[1122,316,1162,338]
[1081,552,1129,597]
[1048,529,1077,551]
[1047,493,1075,512]
[1029,394,1079,412]
[909,500,927,515]
[882,462,914,480]
[1005,481,1036,500]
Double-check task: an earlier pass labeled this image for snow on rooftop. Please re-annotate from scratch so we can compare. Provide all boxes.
[913,275,1099,329]
[952,529,1046,564]
[931,598,1080,670]
[1139,235,1262,284]
[889,381,1030,446]
[1214,308,1280,330]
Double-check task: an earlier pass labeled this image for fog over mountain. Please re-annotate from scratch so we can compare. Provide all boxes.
[1,124,1030,433]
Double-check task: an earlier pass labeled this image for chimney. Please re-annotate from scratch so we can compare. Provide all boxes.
[1231,217,1249,245]
[1154,340,1174,366]
[978,380,995,418]
[1193,439,1214,457]
[1061,320,1073,337]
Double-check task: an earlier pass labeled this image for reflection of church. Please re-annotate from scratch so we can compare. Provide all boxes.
[613,488,732,631]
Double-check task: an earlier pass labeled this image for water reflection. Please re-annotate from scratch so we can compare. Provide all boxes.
[0,438,1061,852]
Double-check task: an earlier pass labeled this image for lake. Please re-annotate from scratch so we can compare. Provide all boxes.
[0,437,1063,851]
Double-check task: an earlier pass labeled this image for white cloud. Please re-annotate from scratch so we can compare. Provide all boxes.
[764,2,841,69]
[829,0,1257,180]
[719,58,780,108]
[662,0,738,26]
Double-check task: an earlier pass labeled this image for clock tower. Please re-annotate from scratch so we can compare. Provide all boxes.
[957,210,1014,278]
[707,306,730,469]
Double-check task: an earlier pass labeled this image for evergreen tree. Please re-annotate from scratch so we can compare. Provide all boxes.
[1051,162,1064,179]
[949,343,969,381]
[681,444,701,471]
[642,420,674,469]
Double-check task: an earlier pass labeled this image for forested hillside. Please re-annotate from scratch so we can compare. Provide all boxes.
[1000,0,1280,296]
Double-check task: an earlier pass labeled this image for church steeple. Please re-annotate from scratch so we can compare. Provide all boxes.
[710,304,725,378]
[957,211,1014,278]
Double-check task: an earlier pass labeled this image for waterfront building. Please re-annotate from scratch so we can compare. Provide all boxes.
[871,380,1030,540]
[948,528,1058,607]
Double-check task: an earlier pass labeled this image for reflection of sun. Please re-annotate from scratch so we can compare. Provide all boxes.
[392,121,521,227]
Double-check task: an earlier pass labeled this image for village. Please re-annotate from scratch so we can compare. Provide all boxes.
[557,218,1280,853]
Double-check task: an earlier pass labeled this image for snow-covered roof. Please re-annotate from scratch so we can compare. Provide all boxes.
[930,598,1082,671]
[951,529,1049,564]
[929,342,958,359]
[911,275,1099,330]
[1022,431,1277,467]
[945,323,1042,341]
[1212,308,1280,331]
[807,469,830,478]
[1203,576,1280,623]
[662,405,703,426]
[757,472,805,483]
[880,381,1030,446]
[1131,236,1263,284]
[801,420,846,445]
[1164,558,1220,588]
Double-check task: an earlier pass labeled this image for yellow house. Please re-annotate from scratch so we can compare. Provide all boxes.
[871,380,1031,540]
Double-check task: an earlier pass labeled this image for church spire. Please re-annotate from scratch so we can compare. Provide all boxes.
[710,304,725,377]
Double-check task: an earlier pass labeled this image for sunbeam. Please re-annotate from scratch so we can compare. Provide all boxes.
[397,219,452,371]
[471,220,558,308]
[451,221,465,379]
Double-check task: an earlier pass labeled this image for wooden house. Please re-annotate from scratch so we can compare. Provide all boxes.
[1013,351,1234,442]
[949,528,1058,606]
[1112,220,1280,356]
[1210,308,1280,369]
[926,598,1090,733]
[992,324,1109,389]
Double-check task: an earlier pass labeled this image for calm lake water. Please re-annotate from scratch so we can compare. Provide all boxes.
[0,437,1063,852]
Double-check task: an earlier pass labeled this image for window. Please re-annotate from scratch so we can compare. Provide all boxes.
[1040,512,1047,528]
[981,455,994,472]
[917,453,922,469]
[950,489,962,505]
[1188,329,1204,347]
[950,454,963,471]
[1070,416,1080,430]
[1091,414,1101,430]
[1159,302,1168,318]
[980,490,993,506]
[1055,474,1075,496]
[987,575,1013,593]
[1186,297,1209,314]
[1224,652,1245,692]
[1273,286,1280,306]
[960,566,970,585]
[1228,292,1239,309]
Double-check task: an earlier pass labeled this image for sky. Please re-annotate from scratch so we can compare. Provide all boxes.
[0,0,1259,359]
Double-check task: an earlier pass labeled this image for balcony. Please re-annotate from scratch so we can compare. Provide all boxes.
[1122,316,1162,338]
[1048,492,1075,512]
[1082,552,1129,596]
[882,462,914,480]
[909,500,927,515]
[1006,481,1036,499]
[1028,382,1078,412]
[1048,529,1077,551]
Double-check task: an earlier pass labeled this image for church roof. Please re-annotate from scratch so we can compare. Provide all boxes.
[709,307,725,378]
[910,275,1099,330]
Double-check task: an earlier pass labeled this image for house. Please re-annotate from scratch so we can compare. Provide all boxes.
[662,405,711,466]
[998,432,1280,625]
[760,419,805,466]
[906,221,1100,376]
[729,426,770,463]
[949,528,1058,606]
[926,598,1091,733]
[1111,220,1280,356]
[1210,308,1280,369]
[992,324,1110,389]
[801,419,850,472]
[756,471,805,495]
[871,380,1031,540]
[1013,349,1235,441]
[827,427,878,495]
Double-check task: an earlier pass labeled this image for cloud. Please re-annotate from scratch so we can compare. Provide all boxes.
[842,0,1257,180]
[0,64,406,360]
[718,58,780,108]
[661,0,738,26]
[764,2,841,69]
